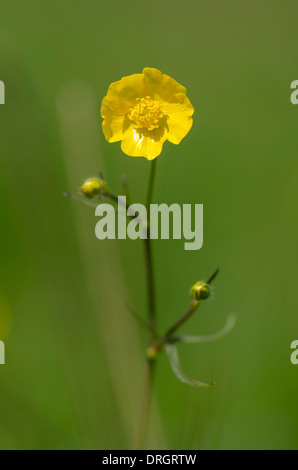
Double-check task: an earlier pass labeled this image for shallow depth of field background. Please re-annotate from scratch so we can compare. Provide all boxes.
[0,0,298,450]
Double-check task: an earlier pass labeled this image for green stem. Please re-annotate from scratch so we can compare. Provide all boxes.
[144,238,155,341]
[104,165,158,449]
[133,359,155,450]
[133,160,157,449]
[145,159,157,337]
[146,159,157,212]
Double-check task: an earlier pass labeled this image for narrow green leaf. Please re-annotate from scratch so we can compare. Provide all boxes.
[171,313,236,345]
[165,343,215,388]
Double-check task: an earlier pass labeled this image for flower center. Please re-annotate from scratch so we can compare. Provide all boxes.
[128,96,164,131]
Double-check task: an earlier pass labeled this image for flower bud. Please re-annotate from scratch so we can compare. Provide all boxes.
[146,345,158,360]
[190,281,210,301]
[81,177,106,199]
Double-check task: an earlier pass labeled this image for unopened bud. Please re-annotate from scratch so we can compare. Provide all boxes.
[81,177,107,199]
[190,281,210,301]
[146,345,158,360]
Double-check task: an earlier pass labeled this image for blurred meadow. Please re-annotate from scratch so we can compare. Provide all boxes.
[0,0,298,450]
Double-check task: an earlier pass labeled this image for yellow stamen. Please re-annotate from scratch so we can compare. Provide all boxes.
[127,97,163,131]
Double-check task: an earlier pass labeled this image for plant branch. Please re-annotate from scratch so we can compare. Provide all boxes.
[152,268,220,355]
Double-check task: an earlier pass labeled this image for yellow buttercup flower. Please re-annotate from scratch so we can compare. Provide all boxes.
[101,67,194,160]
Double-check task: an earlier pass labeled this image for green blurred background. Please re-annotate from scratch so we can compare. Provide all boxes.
[0,0,298,450]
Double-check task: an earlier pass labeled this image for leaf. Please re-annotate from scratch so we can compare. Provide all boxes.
[170,312,236,345]
[165,342,215,388]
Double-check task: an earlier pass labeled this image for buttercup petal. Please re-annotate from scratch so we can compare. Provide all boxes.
[143,67,187,101]
[162,93,194,145]
[101,74,147,116]
[102,114,131,143]
[121,127,167,160]
[101,74,147,142]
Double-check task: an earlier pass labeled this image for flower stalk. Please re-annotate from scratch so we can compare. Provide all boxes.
[134,160,158,449]
[145,159,157,338]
